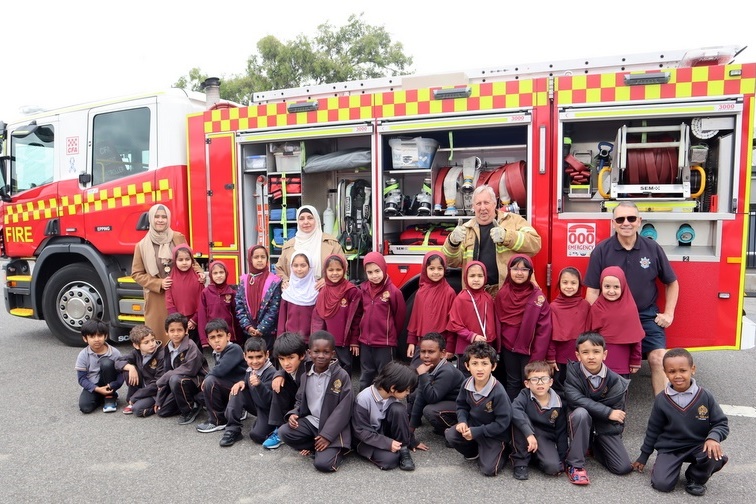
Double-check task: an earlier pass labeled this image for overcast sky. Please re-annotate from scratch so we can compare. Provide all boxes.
[2,0,753,120]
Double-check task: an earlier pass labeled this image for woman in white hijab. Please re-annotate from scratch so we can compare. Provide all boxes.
[131,204,204,343]
[276,205,343,289]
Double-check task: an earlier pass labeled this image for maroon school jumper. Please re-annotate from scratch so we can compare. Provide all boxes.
[278,300,314,342]
[358,281,406,348]
[198,284,237,345]
[311,288,362,347]
[498,289,552,361]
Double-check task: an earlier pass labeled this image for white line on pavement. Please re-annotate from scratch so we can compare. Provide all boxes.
[721,404,756,417]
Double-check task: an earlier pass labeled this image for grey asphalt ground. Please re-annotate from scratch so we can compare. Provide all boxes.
[1,302,755,504]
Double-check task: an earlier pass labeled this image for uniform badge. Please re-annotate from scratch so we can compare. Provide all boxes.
[178,351,186,363]
[640,256,651,269]
[535,294,545,307]
[550,410,559,424]
[331,379,342,394]
[149,358,158,369]
[485,401,493,413]
[696,404,709,420]
[340,297,348,307]
[381,291,390,302]
[224,294,232,304]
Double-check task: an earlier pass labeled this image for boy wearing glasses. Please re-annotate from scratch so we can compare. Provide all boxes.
[584,201,679,396]
[510,360,568,480]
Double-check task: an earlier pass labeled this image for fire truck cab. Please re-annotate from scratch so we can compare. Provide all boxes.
[1,90,205,345]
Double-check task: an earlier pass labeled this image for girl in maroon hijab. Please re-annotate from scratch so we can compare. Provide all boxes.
[311,254,362,374]
[165,244,205,348]
[547,266,591,392]
[199,261,238,347]
[494,254,552,400]
[357,252,406,390]
[406,251,457,364]
[235,245,282,352]
[588,266,644,377]
[447,261,497,370]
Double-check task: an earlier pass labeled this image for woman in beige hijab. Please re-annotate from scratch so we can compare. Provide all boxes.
[132,204,204,343]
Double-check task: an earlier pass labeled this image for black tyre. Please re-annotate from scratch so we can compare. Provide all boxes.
[42,264,107,346]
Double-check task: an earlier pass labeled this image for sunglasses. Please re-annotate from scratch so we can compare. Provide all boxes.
[614,216,638,224]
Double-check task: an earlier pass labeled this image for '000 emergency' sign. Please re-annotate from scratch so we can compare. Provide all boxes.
[566,223,595,257]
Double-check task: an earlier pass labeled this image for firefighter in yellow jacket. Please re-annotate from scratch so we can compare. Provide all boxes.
[442,185,541,297]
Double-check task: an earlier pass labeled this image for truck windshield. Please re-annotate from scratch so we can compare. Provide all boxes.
[10,124,54,193]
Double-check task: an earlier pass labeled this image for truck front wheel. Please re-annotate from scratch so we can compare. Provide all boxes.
[42,264,107,346]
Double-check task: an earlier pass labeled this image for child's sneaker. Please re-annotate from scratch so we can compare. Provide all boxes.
[177,403,202,425]
[513,466,529,480]
[262,428,283,449]
[122,404,133,415]
[102,397,117,413]
[196,421,226,433]
[568,466,590,485]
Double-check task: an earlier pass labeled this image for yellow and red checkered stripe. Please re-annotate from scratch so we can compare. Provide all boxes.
[3,179,172,224]
[556,64,756,105]
[204,95,374,133]
[203,80,547,132]
[375,80,547,117]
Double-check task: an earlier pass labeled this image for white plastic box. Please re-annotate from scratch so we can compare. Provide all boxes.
[389,137,440,169]
[273,152,302,173]
[245,155,266,171]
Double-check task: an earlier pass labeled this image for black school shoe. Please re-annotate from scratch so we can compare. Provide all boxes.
[177,403,202,425]
[685,480,707,496]
[219,430,243,447]
[399,446,415,471]
[513,466,529,480]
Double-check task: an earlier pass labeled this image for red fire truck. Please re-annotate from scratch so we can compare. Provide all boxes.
[2,45,754,349]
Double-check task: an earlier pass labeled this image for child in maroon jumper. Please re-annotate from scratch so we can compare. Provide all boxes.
[547,267,590,393]
[311,254,362,375]
[357,252,406,391]
[447,261,497,370]
[588,266,644,377]
[166,244,205,349]
[406,251,457,365]
[235,245,282,353]
[198,261,238,347]
[494,254,552,401]
[277,250,318,342]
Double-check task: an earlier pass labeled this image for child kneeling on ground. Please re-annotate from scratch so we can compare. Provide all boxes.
[445,341,512,477]
[278,331,354,472]
[632,348,729,497]
[353,361,428,471]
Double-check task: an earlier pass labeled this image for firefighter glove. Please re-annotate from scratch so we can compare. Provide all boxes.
[490,227,506,244]
[449,220,466,245]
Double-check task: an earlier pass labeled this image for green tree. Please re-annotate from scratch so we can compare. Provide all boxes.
[174,13,412,105]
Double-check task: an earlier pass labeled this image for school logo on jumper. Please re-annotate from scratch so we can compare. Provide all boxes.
[149,358,158,369]
[639,257,651,269]
[381,291,390,302]
[331,379,342,394]
[340,298,348,307]
[696,404,709,421]
[535,294,545,307]
[550,410,559,424]
[178,352,186,363]
[485,401,493,413]
[224,294,233,303]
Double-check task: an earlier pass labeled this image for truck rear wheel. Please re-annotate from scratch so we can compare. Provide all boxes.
[42,264,107,346]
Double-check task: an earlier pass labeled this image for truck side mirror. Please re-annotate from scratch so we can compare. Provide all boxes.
[136,212,150,231]
[78,173,92,185]
[0,184,11,203]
